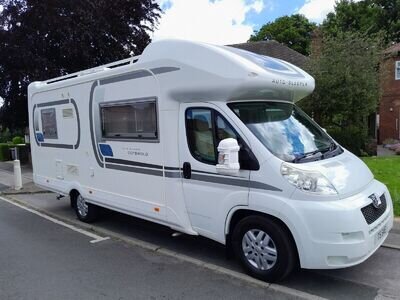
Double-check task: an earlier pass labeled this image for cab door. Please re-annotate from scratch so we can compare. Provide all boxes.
[179,103,251,242]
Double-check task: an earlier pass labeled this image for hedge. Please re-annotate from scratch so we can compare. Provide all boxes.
[0,143,11,161]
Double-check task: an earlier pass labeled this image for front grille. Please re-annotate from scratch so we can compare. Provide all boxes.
[361,193,387,225]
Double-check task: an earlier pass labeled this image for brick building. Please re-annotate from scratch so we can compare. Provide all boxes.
[379,43,400,143]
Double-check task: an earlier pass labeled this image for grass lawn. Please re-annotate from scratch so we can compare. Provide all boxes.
[362,156,400,216]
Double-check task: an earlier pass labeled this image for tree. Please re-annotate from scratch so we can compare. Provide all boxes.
[249,14,317,56]
[300,32,384,155]
[0,0,161,130]
[322,0,400,43]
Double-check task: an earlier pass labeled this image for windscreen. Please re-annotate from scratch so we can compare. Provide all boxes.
[229,102,340,163]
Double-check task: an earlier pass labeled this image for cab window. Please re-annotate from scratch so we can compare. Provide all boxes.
[185,108,238,165]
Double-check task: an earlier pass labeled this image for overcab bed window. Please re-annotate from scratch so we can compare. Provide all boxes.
[100,100,158,141]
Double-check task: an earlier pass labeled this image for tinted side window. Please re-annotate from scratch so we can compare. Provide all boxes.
[216,115,237,144]
[100,100,158,141]
[186,108,216,164]
[41,108,58,139]
[186,108,241,165]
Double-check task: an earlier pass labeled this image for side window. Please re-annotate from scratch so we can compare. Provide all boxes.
[186,108,239,165]
[186,108,216,164]
[216,115,237,144]
[100,100,158,141]
[41,108,58,139]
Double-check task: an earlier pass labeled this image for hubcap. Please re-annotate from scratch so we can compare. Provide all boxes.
[76,195,88,218]
[242,229,277,270]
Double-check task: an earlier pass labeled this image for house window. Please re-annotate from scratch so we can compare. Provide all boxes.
[396,61,400,80]
[41,108,58,139]
[100,100,158,141]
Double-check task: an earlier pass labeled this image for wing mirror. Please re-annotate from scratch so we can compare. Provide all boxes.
[216,138,240,175]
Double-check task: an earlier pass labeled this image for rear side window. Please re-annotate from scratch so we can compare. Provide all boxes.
[100,100,158,141]
[41,108,58,139]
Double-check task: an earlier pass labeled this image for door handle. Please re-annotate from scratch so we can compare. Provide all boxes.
[183,162,192,179]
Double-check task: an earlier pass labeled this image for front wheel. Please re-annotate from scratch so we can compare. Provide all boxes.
[232,215,297,282]
[74,193,99,223]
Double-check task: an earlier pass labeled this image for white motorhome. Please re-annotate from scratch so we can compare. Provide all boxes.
[28,39,393,281]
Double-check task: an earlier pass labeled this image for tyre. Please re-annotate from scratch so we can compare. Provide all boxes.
[232,215,297,282]
[73,192,99,223]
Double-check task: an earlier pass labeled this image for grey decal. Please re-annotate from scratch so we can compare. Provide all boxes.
[164,171,181,178]
[71,99,81,149]
[99,70,152,85]
[150,67,180,75]
[192,169,247,179]
[105,157,163,170]
[37,99,69,108]
[40,143,74,149]
[164,166,181,171]
[89,81,104,168]
[105,163,163,177]
[32,104,39,146]
[249,181,282,192]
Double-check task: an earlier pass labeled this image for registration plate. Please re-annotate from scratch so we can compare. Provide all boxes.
[375,224,388,245]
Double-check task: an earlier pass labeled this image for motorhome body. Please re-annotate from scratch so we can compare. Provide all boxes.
[28,39,393,281]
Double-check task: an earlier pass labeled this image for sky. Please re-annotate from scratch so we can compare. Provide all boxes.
[154,0,346,45]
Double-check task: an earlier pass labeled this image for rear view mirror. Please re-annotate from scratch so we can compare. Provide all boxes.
[216,138,240,175]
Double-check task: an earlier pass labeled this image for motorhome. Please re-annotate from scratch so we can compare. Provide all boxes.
[28,39,393,281]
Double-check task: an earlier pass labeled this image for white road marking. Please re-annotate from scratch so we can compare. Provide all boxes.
[0,195,109,243]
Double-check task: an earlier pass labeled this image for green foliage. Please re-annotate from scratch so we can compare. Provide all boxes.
[0,0,161,130]
[322,0,400,43]
[249,14,317,55]
[12,136,24,144]
[327,127,367,156]
[0,128,12,143]
[362,156,400,216]
[300,31,384,155]
[0,143,11,161]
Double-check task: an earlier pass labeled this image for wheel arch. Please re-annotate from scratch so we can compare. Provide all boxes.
[225,208,302,266]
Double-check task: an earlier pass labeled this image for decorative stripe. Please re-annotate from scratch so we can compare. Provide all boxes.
[40,143,74,149]
[89,81,104,168]
[164,166,181,171]
[150,67,180,75]
[99,70,152,85]
[37,99,70,107]
[105,157,163,170]
[71,99,81,149]
[105,163,163,177]
[164,171,182,178]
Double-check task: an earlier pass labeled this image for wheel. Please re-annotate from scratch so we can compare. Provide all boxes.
[74,193,98,223]
[232,215,297,282]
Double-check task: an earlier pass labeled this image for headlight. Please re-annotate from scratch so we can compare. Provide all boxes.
[281,163,337,195]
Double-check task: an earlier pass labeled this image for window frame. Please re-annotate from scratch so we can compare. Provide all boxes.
[40,107,58,139]
[185,107,242,166]
[99,98,159,143]
[396,61,400,80]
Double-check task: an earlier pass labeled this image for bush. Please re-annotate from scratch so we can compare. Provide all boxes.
[0,143,11,161]
[328,127,367,156]
[12,136,25,145]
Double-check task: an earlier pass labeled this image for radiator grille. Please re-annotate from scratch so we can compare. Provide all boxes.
[361,193,387,225]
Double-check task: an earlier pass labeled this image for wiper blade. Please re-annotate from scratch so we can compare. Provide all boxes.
[292,150,322,163]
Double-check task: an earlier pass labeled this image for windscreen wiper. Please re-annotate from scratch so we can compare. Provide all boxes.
[292,150,323,163]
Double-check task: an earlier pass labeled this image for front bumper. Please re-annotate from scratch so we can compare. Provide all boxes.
[294,179,394,269]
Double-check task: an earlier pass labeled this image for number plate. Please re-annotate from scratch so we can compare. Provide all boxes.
[375,224,388,245]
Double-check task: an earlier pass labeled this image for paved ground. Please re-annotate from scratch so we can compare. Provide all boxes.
[1,162,400,299]
[377,145,397,157]
[0,199,298,300]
